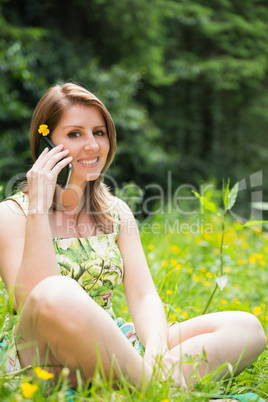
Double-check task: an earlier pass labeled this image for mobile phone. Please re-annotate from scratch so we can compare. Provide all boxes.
[38,136,73,189]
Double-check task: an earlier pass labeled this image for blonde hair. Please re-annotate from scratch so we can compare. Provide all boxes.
[30,82,117,232]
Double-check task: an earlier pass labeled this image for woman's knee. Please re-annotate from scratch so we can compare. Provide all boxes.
[224,311,266,356]
[15,278,76,351]
[241,312,266,351]
[26,276,85,323]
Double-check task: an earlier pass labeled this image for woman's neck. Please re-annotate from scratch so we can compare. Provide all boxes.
[55,183,86,214]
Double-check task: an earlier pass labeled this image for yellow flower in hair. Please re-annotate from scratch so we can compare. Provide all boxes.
[38,124,50,136]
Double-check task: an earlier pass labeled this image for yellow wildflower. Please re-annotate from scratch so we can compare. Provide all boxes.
[171,244,179,252]
[264,247,268,253]
[38,124,50,136]
[182,311,188,317]
[204,233,213,241]
[175,307,181,313]
[162,261,168,268]
[221,299,228,305]
[200,267,207,273]
[206,272,212,278]
[254,253,263,260]
[237,259,247,265]
[34,367,54,380]
[192,275,201,282]
[250,253,263,263]
[225,229,237,242]
[203,281,211,287]
[147,244,155,250]
[161,399,170,402]
[242,242,249,249]
[21,383,38,398]
[170,314,176,321]
[224,267,231,273]
[166,289,173,295]
[235,300,240,305]
[253,307,262,315]
[187,268,193,274]
[259,260,265,266]
[170,258,177,267]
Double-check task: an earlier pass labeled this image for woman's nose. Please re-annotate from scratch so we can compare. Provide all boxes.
[84,134,99,152]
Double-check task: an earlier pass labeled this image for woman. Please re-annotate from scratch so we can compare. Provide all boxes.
[0,82,266,391]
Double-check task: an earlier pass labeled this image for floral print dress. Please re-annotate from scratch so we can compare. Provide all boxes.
[54,223,124,319]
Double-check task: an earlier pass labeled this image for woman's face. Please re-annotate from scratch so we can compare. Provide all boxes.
[50,104,110,187]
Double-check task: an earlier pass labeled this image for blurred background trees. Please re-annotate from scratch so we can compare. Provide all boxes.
[1,0,268,208]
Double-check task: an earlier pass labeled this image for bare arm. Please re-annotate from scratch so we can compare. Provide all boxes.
[117,199,169,354]
[16,206,59,308]
[0,145,72,310]
[117,200,186,387]
[0,200,57,309]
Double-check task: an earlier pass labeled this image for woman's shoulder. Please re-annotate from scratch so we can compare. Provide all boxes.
[0,191,28,217]
[109,196,134,220]
[109,196,138,240]
[0,193,27,248]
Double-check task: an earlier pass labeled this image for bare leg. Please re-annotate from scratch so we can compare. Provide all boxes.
[168,311,266,382]
[15,276,152,388]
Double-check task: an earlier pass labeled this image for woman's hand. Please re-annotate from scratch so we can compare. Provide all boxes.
[144,348,186,389]
[26,145,72,214]
[161,351,187,389]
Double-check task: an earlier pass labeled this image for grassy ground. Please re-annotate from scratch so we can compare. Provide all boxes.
[0,206,268,401]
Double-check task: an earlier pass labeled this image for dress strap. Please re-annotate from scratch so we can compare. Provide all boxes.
[5,191,29,217]
[111,210,121,239]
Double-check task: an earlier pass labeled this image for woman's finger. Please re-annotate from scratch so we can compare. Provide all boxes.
[41,149,71,172]
[27,155,72,185]
[51,156,73,176]
[34,144,64,168]
[35,147,70,172]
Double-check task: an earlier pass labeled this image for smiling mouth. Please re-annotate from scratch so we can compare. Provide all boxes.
[78,158,98,166]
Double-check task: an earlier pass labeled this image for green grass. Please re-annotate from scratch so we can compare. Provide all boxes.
[1,207,268,401]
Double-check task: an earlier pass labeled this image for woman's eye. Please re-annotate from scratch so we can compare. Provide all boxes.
[67,131,80,138]
[93,130,105,136]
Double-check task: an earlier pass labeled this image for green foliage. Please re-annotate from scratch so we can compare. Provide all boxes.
[192,191,218,215]
[138,196,268,400]
[193,179,268,313]
[224,181,239,211]
[1,0,268,197]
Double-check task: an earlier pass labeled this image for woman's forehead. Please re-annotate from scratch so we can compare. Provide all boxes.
[58,104,106,128]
